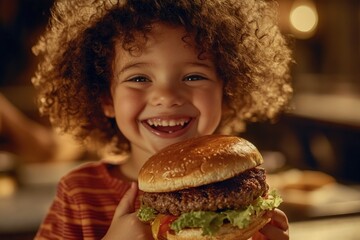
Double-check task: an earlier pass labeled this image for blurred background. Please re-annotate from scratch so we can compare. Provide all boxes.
[0,0,359,239]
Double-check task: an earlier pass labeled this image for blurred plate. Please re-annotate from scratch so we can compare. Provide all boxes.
[268,169,360,219]
[281,183,360,217]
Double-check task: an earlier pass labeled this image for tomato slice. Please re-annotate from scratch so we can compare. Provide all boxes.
[159,215,177,238]
[151,214,178,240]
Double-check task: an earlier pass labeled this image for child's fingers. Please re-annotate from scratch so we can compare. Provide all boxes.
[266,209,289,231]
[258,209,289,240]
[114,182,138,217]
[103,182,153,240]
[259,223,289,240]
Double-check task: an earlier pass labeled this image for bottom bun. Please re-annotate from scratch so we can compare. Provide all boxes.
[166,214,270,240]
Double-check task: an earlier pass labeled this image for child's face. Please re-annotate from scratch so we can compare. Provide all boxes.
[104,23,223,156]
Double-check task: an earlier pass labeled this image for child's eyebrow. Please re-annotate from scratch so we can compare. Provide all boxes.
[184,61,214,69]
[116,62,153,76]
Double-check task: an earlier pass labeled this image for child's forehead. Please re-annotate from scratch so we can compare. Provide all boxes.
[112,23,215,74]
[112,22,215,72]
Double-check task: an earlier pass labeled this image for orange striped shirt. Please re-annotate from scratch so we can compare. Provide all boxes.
[35,161,141,240]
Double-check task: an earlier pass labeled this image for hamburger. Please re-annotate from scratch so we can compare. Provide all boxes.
[137,135,282,240]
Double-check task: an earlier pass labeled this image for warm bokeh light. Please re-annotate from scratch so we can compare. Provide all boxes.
[0,177,16,197]
[290,2,318,38]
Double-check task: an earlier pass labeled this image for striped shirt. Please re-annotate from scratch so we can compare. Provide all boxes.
[35,161,141,240]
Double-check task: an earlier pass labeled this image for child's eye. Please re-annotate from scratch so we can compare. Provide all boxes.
[127,76,150,83]
[184,75,207,81]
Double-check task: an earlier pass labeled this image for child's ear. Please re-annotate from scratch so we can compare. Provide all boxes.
[101,95,115,118]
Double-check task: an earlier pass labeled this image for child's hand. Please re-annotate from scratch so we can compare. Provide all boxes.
[252,209,289,240]
[102,182,152,240]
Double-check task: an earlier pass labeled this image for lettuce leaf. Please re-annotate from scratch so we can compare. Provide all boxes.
[138,190,282,236]
[170,211,226,235]
[137,206,157,222]
[171,190,282,235]
[223,190,283,230]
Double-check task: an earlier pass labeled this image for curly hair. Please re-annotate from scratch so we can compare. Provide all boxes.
[32,0,293,154]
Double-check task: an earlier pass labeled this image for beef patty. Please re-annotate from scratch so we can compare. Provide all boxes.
[141,167,268,216]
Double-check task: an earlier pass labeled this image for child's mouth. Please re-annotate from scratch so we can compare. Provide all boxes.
[142,117,191,134]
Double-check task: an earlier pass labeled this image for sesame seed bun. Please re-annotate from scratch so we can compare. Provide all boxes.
[138,135,263,192]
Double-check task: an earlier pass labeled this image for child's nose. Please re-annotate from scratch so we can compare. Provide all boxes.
[149,85,185,107]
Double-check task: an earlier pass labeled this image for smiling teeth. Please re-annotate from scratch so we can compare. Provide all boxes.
[147,118,189,127]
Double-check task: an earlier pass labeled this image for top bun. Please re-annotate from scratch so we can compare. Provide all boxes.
[138,135,263,192]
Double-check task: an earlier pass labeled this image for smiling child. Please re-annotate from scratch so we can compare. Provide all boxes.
[32,0,292,239]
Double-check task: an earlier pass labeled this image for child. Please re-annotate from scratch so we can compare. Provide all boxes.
[32,0,292,239]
